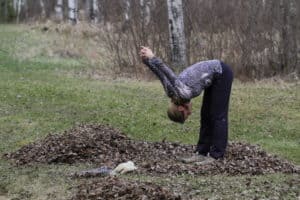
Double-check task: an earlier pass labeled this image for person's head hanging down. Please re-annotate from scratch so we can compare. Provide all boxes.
[167,99,192,124]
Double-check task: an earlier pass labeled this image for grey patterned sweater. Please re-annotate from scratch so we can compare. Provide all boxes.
[143,57,223,104]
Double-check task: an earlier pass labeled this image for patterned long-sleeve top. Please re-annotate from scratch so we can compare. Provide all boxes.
[143,57,223,104]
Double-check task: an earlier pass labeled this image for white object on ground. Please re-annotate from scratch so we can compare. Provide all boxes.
[110,161,137,175]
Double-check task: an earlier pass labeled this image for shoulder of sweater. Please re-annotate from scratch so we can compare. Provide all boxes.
[199,59,221,64]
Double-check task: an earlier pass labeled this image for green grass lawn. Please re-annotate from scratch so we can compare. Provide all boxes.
[0,24,299,199]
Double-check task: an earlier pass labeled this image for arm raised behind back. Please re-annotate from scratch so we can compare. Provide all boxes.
[142,57,178,99]
[140,47,192,102]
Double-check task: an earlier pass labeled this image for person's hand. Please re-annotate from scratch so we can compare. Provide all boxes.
[140,46,155,59]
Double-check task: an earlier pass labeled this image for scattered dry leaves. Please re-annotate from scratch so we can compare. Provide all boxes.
[4,124,299,176]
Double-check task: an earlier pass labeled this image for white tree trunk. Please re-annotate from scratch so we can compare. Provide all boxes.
[123,0,130,22]
[40,0,46,18]
[55,0,63,21]
[92,0,100,23]
[262,0,266,8]
[167,0,187,68]
[140,0,150,25]
[13,0,18,12]
[68,0,78,25]
[86,0,100,23]
[16,0,22,23]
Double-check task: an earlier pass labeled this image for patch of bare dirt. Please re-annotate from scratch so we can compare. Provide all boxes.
[4,124,299,176]
[72,177,181,200]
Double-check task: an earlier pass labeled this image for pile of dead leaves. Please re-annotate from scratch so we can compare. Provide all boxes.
[4,124,190,167]
[72,177,181,200]
[4,124,299,176]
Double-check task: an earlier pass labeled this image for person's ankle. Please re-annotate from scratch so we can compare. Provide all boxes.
[198,152,208,156]
[208,154,223,160]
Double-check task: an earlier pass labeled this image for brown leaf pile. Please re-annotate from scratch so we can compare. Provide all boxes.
[72,177,181,200]
[4,124,299,175]
[4,124,190,167]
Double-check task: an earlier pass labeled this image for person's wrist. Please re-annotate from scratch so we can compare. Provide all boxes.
[148,55,155,59]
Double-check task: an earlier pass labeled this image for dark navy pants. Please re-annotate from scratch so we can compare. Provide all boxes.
[196,62,233,159]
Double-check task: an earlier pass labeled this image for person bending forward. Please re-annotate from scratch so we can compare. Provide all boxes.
[140,46,233,161]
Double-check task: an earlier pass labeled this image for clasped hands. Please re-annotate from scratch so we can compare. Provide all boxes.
[139,46,155,60]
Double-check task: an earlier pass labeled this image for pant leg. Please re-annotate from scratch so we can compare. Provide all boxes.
[196,87,213,156]
[208,62,233,159]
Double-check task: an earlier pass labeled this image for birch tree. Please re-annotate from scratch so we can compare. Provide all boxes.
[167,0,187,69]
[40,0,46,19]
[13,0,18,11]
[86,0,100,23]
[92,0,100,23]
[68,0,78,25]
[123,0,130,22]
[16,0,22,23]
[55,0,63,21]
[140,0,150,25]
